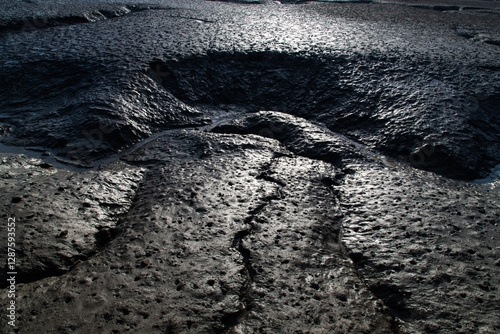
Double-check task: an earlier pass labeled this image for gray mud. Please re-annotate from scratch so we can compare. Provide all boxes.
[0,0,499,179]
[340,162,500,333]
[0,155,145,285]
[0,0,499,333]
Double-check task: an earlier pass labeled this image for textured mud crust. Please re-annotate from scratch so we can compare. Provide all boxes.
[0,0,499,333]
[0,155,145,286]
[1,131,396,333]
[150,50,499,179]
[340,162,500,333]
[0,4,170,32]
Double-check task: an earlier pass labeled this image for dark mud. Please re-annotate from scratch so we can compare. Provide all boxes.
[0,1,497,179]
[211,111,365,165]
[340,162,500,333]
[0,0,499,333]
[151,50,500,180]
[0,155,144,285]
[2,131,396,333]
[0,4,168,33]
[0,59,209,163]
[2,47,498,179]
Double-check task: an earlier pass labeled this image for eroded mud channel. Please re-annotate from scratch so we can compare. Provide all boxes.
[0,0,499,333]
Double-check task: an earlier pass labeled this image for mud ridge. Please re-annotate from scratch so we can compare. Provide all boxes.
[331,175,402,333]
[153,51,500,180]
[9,181,142,286]
[310,166,401,331]
[0,156,146,287]
[211,111,365,169]
[0,5,172,33]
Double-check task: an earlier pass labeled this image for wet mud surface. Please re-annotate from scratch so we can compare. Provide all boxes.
[0,0,499,333]
[0,0,499,178]
[340,163,500,333]
[0,155,145,285]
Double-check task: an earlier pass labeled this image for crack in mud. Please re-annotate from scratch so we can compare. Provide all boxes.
[223,157,286,332]
[222,228,256,332]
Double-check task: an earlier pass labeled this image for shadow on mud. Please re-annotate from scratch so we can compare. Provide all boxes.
[0,50,498,179]
[149,51,500,180]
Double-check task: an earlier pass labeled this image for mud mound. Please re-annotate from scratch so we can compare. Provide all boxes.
[150,51,500,180]
[0,59,209,163]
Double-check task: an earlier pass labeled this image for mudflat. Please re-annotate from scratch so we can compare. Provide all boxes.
[0,1,499,333]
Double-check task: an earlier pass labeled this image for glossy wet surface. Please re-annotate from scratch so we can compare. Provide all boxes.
[0,0,499,333]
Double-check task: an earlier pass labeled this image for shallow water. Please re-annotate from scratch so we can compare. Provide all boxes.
[473,162,500,184]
